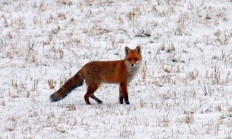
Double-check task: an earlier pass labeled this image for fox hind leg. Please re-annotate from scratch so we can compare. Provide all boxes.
[91,95,103,104]
[84,85,99,105]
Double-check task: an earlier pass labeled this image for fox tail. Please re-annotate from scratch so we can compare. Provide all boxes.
[50,70,84,102]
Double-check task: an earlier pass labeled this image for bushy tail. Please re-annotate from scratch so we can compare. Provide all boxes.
[50,70,84,102]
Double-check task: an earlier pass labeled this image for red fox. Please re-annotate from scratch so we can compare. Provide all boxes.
[50,46,142,104]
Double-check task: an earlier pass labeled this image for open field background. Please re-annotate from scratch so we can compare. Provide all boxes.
[0,0,232,138]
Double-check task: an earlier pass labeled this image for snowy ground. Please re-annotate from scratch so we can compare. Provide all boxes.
[1,0,232,138]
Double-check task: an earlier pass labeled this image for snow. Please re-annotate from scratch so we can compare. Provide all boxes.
[0,0,232,138]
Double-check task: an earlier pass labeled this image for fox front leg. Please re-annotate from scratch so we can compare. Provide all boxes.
[119,86,124,104]
[119,82,130,105]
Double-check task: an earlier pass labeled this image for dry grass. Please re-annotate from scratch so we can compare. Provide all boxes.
[0,0,232,138]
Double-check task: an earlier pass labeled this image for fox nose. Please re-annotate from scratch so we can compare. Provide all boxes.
[131,64,134,67]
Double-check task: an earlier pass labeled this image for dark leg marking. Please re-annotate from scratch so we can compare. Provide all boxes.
[119,97,123,104]
[91,95,103,104]
[124,94,130,105]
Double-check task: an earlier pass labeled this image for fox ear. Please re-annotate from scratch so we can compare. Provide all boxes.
[135,46,141,54]
[125,46,131,55]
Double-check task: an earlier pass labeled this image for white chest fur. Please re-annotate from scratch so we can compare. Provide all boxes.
[127,62,142,83]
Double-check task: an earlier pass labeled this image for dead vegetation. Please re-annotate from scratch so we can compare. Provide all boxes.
[0,0,232,138]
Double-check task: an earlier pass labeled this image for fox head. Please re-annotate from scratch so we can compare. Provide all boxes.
[125,46,142,69]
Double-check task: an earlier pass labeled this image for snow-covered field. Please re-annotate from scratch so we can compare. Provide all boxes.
[1,0,232,138]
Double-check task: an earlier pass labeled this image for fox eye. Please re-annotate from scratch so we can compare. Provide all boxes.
[134,58,138,61]
[128,58,132,61]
